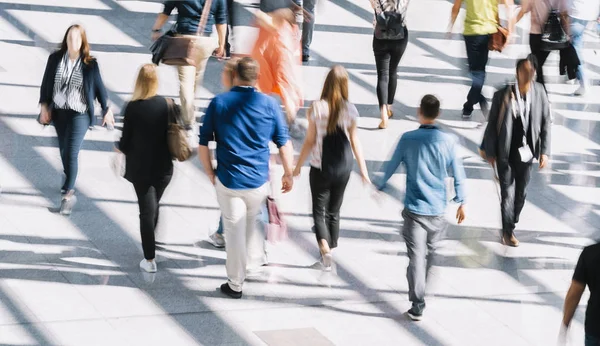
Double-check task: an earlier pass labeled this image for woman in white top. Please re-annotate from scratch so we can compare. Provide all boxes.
[516,0,569,92]
[293,65,370,270]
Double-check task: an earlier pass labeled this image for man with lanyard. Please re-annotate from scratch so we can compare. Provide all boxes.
[481,56,551,247]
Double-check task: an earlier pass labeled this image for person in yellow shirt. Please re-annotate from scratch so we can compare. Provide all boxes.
[449,0,514,119]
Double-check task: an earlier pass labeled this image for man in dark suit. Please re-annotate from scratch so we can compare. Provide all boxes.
[481,56,551,247]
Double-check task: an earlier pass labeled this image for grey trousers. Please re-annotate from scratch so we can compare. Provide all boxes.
[302,0,316,56]
[401,209,447,313]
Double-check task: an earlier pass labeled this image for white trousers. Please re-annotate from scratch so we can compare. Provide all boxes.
[216,179,269,292]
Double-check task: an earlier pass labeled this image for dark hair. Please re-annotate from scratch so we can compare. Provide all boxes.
[235,57,259,83]
[59,24,93,64]
[420,94,440,119]
[516,58,535,82]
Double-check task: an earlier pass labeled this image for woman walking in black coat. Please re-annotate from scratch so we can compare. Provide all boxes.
[39,24,114,215]
[118,64,173,273]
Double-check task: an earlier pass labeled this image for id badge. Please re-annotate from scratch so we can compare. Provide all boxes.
[518,145,533,162]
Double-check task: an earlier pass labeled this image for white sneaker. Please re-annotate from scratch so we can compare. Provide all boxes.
[322,253,333,272]
[207,232,225,248]
[139,259,157,273]
[574,86,587,96]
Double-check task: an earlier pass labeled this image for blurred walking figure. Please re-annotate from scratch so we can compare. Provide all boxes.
[516,0,569,93]
[207,58,239,249]
[151,0,228,130]
[568,0,600,95]
[252,1,304,138]
[449,0,515,119]
[561,241,600,346]
[118,64,173,273]
[199,57,295,299]
[293,66,370,271]
[39,24,114,215]
[377,95,467,321]
[370,0,410,129]
[480,57,551,247]
[301,0,317,62]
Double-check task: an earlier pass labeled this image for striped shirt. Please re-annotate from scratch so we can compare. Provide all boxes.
[369,0,410,28]
[53,54,87,113]
[309,100,358,169]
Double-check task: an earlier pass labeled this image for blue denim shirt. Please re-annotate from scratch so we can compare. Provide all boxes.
[377,125,467,216]
[163,0,228,35]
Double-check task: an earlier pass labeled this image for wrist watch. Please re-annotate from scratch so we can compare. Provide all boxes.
[152,29,161,33]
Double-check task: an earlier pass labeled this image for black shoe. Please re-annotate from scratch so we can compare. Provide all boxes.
[302,55,309,62]
[220,283,242,299]
[406,307,423,321]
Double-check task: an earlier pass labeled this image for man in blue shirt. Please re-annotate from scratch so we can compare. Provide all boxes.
[152,0,228,130]
[377,94,467,321]
[199,57,294,299]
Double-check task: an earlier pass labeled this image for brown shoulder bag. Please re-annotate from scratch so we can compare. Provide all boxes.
[166,98,193,161]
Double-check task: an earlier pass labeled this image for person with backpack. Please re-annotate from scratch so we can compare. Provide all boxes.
[117,64,174,273]
[293,65,370,271]
[449,0,515,119]
[370,0,410,129]
[516,0,569,93]
[376,94,467,321]
[480,57,551,247]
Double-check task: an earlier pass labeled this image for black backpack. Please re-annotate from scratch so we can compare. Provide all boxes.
[541,9,569,51]
[321,126,354,180]
[374,0,405,40]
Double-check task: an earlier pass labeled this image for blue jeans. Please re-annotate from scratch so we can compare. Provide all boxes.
[570,17,589,87]
[463,34,490,113]
[586,334,600,346]
[53,109,90,192]
[302,0,316,56]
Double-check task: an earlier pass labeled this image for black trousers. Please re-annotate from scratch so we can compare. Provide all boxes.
[225,0,234,56]
[133,175,172,260]
[309,167,351,249]
[373,30,409,107]
[497,159,533,236]
[529,34,551,93]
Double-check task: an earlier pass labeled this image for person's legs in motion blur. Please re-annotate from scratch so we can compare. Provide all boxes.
[134,175,170,272]
[324,171,351,251]
[301,0,316,62]
[385,29,409,120]
[463,35,490,118]
[512,161,533,226]
[373,37,392,129]
[225,0,234,58]
[569,17,589,95]
[402,209,446,320]
[309,167,333,268]
[497,160,523,247]
[585,334,600,346]
[177,37,219,129]
[529,34,551,94]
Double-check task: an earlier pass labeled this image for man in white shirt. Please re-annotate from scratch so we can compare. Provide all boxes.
[569,0,600,95]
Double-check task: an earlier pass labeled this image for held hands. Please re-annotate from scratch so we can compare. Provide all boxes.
[539,154,549,170]
[281,174,293,193]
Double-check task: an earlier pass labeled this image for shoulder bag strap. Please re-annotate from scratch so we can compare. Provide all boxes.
[496,85,513,136]
[197,0,214,35]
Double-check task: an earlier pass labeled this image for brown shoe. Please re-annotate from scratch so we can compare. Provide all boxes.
[501,233,520,247]
[378,120,388,129]
[388,109,393,118]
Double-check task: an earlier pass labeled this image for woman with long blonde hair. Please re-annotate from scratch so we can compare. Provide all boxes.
[118,63,173,273]
[293,65,370,270]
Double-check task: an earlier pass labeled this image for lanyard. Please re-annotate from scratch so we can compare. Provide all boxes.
[513,84,531,146]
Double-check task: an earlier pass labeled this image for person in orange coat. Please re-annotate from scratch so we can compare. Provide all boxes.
[252,4,304,138]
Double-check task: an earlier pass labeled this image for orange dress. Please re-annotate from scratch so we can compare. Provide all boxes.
[251,20,303,114]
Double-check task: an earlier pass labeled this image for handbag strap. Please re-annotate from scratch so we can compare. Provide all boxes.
[197,0,214,35]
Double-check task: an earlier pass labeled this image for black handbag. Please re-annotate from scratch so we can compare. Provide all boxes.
[374,0,405,40]
[150,30,174,66]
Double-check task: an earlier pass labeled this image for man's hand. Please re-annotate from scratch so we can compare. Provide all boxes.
[207,172,216,185]
[213,46,225,58]
[281,174,293,193]
[456,205,466,224]
[487,156,496,166]
[151,31,161,41]
[539,154,548,169]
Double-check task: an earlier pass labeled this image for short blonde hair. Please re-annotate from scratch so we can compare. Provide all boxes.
[131,63,159,101]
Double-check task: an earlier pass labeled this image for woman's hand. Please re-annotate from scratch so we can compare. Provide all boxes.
[292,166,301,178]
[39,104,51,125]
[361,172,371,185]
[102,109,115,128]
